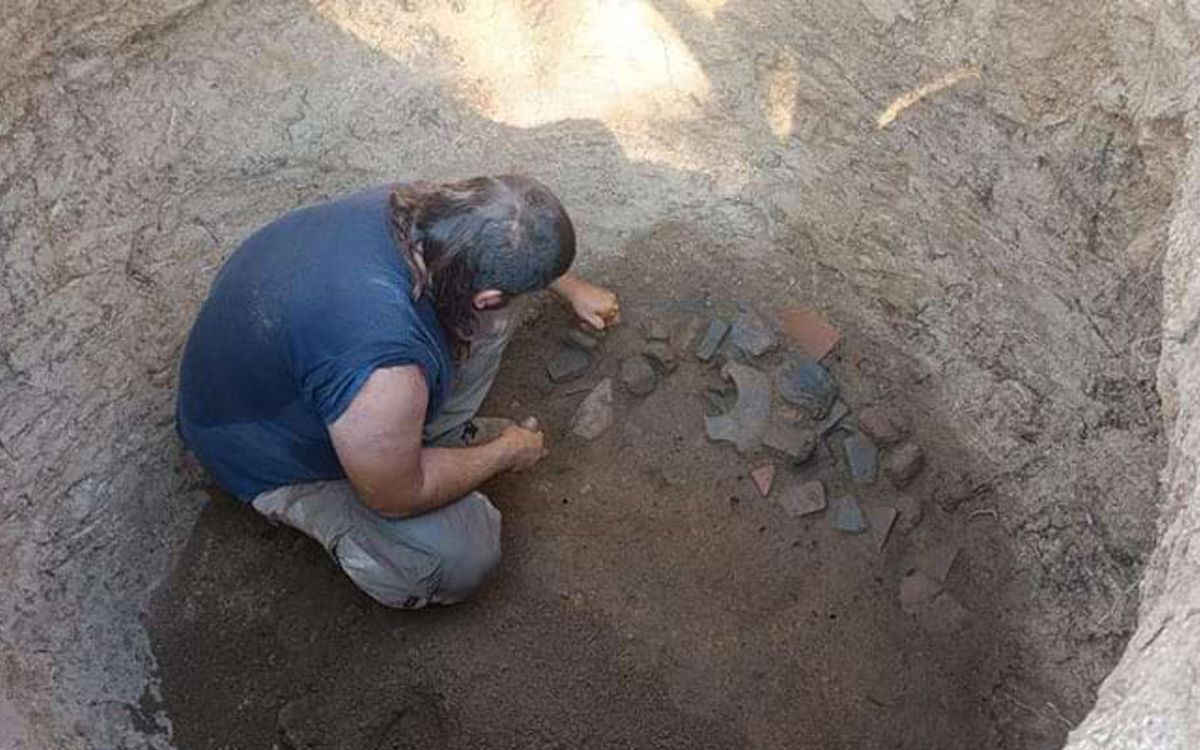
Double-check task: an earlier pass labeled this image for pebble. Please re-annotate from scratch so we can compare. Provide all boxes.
[751,464,776,498]
[646,320,671,341]
[830,495,868,534]
[920,543,959,583]
[547,345,590,382]
[565,329,601,351]
[815,400,850,436]
[777,357,838,419]
[842,432,879,483]
[865,505,898,551]
[762,421,817,463]
[642,341,678,374]
[620,355,658,396]
[694,319,730,362]
[899,571,942,613]
[570,379,613,440]
[885,442,924,487]
[775,480,826,517]
[856,405,910,446]
[730,311,778,357]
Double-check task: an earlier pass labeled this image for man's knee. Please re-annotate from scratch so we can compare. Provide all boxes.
[428,493,502,604]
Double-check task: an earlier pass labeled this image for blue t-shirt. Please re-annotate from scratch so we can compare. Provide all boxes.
[176,186,454,500]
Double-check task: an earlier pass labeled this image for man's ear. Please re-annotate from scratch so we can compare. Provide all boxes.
[472,289,505,310]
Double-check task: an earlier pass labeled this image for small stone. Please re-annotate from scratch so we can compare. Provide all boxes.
[842,432,879,483]
[777,357,838,419]
[775,480,826,517]
[565,329,601,351]
[865,505,898,551]
[547,346,590,382]
[762,421,817,463]
[830,495,868,533]
[885,442,924,487]
[894,494,924,534]
[815,400,850,436]
[899,571,942,613]
[678,316,708,351]
[775,307,841,361]
[694,319,730,362]
[751,464,776,498]
[620,355,658,396]
[646,320,671,341]
[856,405,910,446]
[920,543,959,583]
[643,341,678,374]
[730,311,778,358]
[571,379,613,440]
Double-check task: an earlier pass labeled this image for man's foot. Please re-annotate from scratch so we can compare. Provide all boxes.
[463,417,516,446]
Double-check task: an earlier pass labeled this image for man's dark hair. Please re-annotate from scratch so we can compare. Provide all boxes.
[389,175,576,358]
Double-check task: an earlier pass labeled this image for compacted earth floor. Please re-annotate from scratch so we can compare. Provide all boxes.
[151,269,1074,750]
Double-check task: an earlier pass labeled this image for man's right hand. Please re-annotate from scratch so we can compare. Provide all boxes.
[500,417,547,472]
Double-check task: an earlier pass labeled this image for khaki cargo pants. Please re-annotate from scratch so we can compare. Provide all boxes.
[251,307,519,609]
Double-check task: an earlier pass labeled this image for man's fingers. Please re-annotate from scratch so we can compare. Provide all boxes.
[520,416,540,431]
[582,313,606,330]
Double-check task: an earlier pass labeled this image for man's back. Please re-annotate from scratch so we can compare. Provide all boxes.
[176,186,453,499]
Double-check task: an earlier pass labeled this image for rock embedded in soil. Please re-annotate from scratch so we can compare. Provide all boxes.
[694,318,730,362]
[620,355,658,396]
[842,432,879,483]
[642,341,678,374]
[777,357,838,419]
[815,400,850,436]
[704,363,771,453]
[920,543,959,583]
[645,320,671,341]
[894,493,924,534]
[570,378,614,440]
[751,464,776,497]
[547,345,591,382]
[730,311,778,357]
[830,495,868,533]
[775,480,826,517]
[775,307,841,361]
[565,329,601,351]
[899,571,942,614]
[856,405,910,446]
[865,505,898,551]
[884,442,924,487]
[762,420,817,463]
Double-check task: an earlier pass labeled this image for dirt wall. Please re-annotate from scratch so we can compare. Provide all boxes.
[1067,4,1200,743]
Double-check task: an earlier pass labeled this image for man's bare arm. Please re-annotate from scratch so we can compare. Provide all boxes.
[550,273,620,329]
[328,365,544,518]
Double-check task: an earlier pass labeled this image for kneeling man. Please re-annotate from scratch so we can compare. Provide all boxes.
[176,176,618,608]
